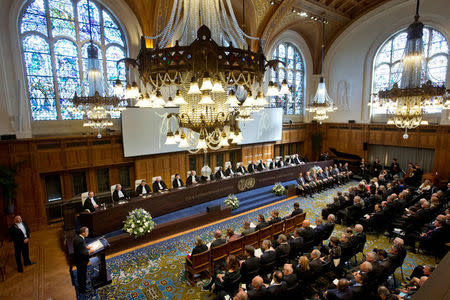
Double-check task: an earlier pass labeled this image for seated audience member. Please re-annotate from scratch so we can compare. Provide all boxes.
[350,271,365,298]
[268,210,282,225]
[136,180,151,196]
[241,221,255,236]
[378,286,400,300]
[322,236,342,263]
[313,218,326,243]
[247,276,269,299]
[172,174,184,188]
[322,197,341,219]
[344,196,364,225]
[275,234,290,264]
[344,227,357,248]
[83,191,99,212]
[224,164,235,177]
[409,264,434,281]
[293,154,302,165]
[375,249,392,279]
[318,169,330,188]
[289,228,304,258]
[286,202,304,219]
[226,228,239,242]
[282,264,298,290]
[189,237,208,259]
[339,234,353,260]
[255,214,269,231]
[324,166,335,185]
[210,255,241,296]
[260,240,276,277]
[152,176,168,193]
[309,249,325,275]
[324,279,353,300]
[299,219,314,244]
[354,224,366,248]
[398,276,428,299]
[210,230,226,249]
[186,170,200,186]
[257,160,267,171]
[239,245,260,285]
[294,256,314,283]
[324,214,337,236]
[305,171,318,192]
[311,169,324,190]
[233,290,248,300]
[236,163,247,174]
[215,166,226,180]
[296,172,312,197]
[247,161,257,173]
[112,184,129,202]
[267,270,287,297]
[417,216,448,255]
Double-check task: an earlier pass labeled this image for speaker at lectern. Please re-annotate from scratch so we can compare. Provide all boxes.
[87,237,111,289]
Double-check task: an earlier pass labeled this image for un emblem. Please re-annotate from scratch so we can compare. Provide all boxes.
[238,178,256,191]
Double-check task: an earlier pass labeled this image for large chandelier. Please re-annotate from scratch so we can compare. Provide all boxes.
[120,0,279,152]
[377,0,447,138]
[70,0,126,138]
[306,20,337,123]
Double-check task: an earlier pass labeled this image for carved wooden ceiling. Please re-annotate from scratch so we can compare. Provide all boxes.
[122,0,393,72]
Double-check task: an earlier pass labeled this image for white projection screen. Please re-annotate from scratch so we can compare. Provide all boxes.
[121,107,283,157]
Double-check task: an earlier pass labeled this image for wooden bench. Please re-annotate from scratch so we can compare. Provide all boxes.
[0,240,13,282]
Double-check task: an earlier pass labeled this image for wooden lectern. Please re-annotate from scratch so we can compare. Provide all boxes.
[87,237,112,289]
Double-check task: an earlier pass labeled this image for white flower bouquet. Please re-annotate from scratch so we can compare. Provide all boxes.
[224,194,239,210]
[272,182,286,196]
[123,208,155,239]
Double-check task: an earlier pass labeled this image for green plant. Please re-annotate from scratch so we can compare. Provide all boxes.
[123,208,155,238]
[0,163,20,214]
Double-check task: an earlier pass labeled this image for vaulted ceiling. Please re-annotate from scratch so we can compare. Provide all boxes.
[122,0,393,72]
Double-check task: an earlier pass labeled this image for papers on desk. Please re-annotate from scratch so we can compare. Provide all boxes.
[254,248,263,258]
[250,222,256,228]
[88,240,104,252]
[206,242,211,248]
[118,200,127,205]
[310,225,316,229]
[333,279,339,286]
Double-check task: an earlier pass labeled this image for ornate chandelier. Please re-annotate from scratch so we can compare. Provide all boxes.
[118,0,278,152]
[377,0,447,138]
[70,0,126,138]
[306,20,337,123]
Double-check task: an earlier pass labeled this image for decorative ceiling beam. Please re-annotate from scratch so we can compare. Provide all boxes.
[301,0,351,21]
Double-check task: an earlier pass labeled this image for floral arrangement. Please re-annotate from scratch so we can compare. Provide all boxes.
[224,194,239,210]
[272,182,286,196]
[123,208,155,238]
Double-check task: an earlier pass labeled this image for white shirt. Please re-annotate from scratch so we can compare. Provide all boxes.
[118,190,124,198]
[192,176,197,183]
[176,179,181,187]
[90,197,97,206]
[219,171,224,178]
[158,182,163,190]
[17,222,27,238]
[229,168,234,175]
[142,186,147,194]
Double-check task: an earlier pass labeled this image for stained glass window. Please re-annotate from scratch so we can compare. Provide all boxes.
[19,0,127,121]
[371,27,448,115]
[270,42,305,115]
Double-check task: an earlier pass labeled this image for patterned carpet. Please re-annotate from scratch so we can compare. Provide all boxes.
[80,182,437,300]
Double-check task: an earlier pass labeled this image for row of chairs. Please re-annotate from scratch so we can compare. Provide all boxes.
[185,213,306,285]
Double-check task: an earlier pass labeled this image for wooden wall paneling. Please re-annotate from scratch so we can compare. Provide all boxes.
[109,167,120,187]
[64,146,90,169]
[86,168,98,194]
[61,172,74,200]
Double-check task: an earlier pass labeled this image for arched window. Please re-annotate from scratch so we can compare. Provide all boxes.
[19,0,127,121]
[371,26,448,115]
[270,42,305,115]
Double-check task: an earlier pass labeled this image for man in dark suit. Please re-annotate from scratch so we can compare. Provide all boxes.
[309,249,325,275]
[289,229,304,258]
[248,161,257,173]
[285,156,293,166]
[267,270,287,297]
[236,163,247,174]
[112,184,129,202]
[275,234,290,264]
[293,154,302,165]
[305,171,318,192]
[325,278,353,300]
[276,159,284,168]
[299,219,314,244]
[418,217,447,253]
[296,172,312,196]
[268,159,277,169]
[255,214,269,231]
[224,164,235,177]
[390,158,401,178]
[313,219,327,244]
[286,202,303,219]
[239,245,260,285]
[152,176,168,192]
[186,170,200,186]
[354,224,366,248]
[9,215,34,273]
[260,240,276,277]
[247,276,270,299]
[136,179,151,196]
[73,226,92,293]
[215,166,226,180]
[172,174,184,188]
[372,158,382,177]
[209,230,226,249]
[257,160,267,171]
[268,210,282,225]
[282,264,298,290]
[241,221,255,236]
[83,191,99,212]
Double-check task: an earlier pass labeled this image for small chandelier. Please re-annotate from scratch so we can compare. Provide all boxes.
[377,0,447,138]
[124,0,279,152]
[306,19,337,123]
[70,0,126,138]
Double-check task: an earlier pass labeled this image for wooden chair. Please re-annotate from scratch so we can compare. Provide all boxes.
[185,250,211,285]
[271,221,285,240]
[227,237,244,257]
[258,225,273,244]
[243,230,259,249]
[294,213,306,228]
[284,217,295,234]
[211,243,229,271]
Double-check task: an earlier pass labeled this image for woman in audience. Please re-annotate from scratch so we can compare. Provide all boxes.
[188,237,208,259]
[418,179,432,194]
[295,255,314,282]
[226,228,239,242]
[213,255,241,298]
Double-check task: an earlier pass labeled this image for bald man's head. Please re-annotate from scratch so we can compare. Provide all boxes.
[251,276,264,290]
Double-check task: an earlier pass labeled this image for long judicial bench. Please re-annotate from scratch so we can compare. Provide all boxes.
[80,160,332,236]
